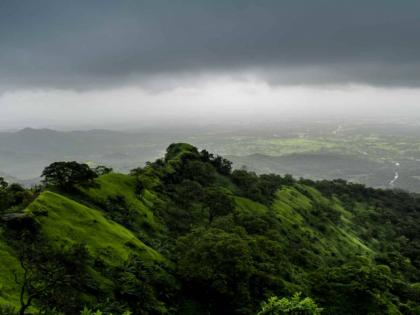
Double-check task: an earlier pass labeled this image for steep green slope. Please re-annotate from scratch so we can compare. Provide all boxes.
[80,172,164,236]
[25,191,162,265]
[0,237,22,307]
[273,185,372,257]
[1,143,420,314]
[0,189,170,312]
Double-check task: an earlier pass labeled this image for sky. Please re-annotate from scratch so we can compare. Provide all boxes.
[1,0,420,129]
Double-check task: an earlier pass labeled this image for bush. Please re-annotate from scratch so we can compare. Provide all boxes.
[258,293,322,315]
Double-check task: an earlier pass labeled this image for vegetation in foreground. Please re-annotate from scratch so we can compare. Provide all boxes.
[1,143,420,314]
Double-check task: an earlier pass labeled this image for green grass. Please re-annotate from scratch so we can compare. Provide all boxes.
[1,175,168,308]
[270,184,372,260]
[234,197,268,215]
[272,187,312,224]
[26,191,163,265]
[0,236,21,308]
[80,172,163,234]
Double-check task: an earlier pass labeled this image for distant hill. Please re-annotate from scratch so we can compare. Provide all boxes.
[1,143,420,314]
[0,128,175,180]
[4,124,420,192]
[227,152,420,193]
[228,152,400,188]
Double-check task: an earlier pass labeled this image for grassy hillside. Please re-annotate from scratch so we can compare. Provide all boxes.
[80,173,164,238]
[26,191,162,264]
[1,143,420,314]
[0,237,22,307]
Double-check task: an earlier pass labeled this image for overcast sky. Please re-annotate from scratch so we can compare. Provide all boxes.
[1,0,420,129]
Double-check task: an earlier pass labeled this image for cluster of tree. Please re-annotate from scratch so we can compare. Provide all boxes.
[5,231,96,315]
[129,144,420,314]
[231,170,294,204]
[0,178,31,213]
[2,162,110,214]
[2,144,420,314]
[303,177,420,275]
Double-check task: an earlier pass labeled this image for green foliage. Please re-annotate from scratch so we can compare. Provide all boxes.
[203,187,235,223]
[109,254,176,314]
[0,178,31,212]
[164,143,199,162]
[1,143,420,314]
[93,166,113,176]
[80,308,102,315]
[231,170,289,204]
[42,161,97,191]
[176,227,254,313]
[181,159,216,186]
[312,259,398,314]
[80,308,132,315]
[0,305,16,315]
[200,149,233,175]
[257,293,322,315]
[13,241,94,314]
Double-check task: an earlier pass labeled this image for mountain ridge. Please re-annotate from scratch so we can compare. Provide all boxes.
[0,143,420,314]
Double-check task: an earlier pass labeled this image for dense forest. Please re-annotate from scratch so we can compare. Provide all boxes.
[1,143,420,314]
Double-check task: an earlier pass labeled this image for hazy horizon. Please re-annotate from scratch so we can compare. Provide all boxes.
[1,1,420,130]
[2,0,420,190]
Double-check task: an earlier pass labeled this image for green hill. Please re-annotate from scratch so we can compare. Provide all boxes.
[1,143,420,314]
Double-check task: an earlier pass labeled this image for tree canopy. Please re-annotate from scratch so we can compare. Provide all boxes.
[41,161,97,191]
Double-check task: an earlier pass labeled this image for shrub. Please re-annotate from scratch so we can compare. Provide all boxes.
[258,293,322,315]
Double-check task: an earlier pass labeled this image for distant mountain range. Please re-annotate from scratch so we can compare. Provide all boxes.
[3,125,420,192]
[0,128,177,181]
[227,152,396,189]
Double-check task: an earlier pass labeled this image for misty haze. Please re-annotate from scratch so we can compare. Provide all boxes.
[1,1,420,314]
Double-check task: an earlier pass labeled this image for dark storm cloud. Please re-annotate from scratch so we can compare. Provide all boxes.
[1,0,420,89]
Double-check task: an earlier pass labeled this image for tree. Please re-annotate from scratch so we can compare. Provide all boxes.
[176,228,254,313]
[93,165,113,176]
[182,160,216,186]
[200,150,232,175]
[0,179,30,212]
[203,187,235,223]
[231,169,263,202]
[0,177,8,190]
[0,177,9,211]
[174,179,204,207]
[110,254,176,314]
[41,161,97,191]
[312,259,395,314]
[212,155,232,175]
[13,247,68,315]
[257,293,322,315]
[13,242,94,314]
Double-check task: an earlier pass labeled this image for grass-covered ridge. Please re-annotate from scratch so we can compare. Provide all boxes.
[1,143,420,314]
[80,173,164,237]
[0,237,22,307]
[26,191,162,264]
